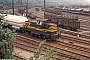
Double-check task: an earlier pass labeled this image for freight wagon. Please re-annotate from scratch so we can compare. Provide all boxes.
[61,8,90,16]
[45,14,80,31]
[58,19,80,30]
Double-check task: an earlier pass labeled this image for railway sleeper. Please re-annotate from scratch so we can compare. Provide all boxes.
[56,55,71,60]
[52,44,88,60]
[14,40,38,49]
[15,42,89,59]
[56,50,81,59]
[14,55,26,60]
[15,40,39,49]
[62,53,79,59]
[15,35,90,59]
[16,35,41,44]
[49,39,89,55]
[62,35,90,46]
[15,42,73,59]
[79,48,86,51]
[68,41,74,45]
[55,46,90,59]
[14,43,36,53]
[58,41,90,53]
[15,38,40,48]
[84,49,89,52]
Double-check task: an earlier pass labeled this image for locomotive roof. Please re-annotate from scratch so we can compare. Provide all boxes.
[36,18,48,21]
[46,23,57,26]
[29,20,37,22]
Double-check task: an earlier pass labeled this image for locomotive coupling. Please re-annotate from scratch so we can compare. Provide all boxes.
[51,34,59,40]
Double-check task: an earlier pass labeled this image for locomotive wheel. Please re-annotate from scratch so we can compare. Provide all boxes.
[41,35,47,40]
[42,36,45,39]
[72,28,76,31]
[25,31,30,34]
[30,33,34,36]
[58,25,62,28]
[64,26,66,29]
[18,28,25,33]
[34,34,38,37]
[71,28,76,31]
[62,26,64,28]
[38,35,41,38]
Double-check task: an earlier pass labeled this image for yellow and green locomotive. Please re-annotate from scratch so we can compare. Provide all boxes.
[23,19,59,40]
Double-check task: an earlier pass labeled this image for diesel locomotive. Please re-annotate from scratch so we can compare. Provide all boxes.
[22,19,59,40]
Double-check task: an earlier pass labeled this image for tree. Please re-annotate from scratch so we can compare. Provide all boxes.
[0,2,15,59]
[29,40,58,60]
[0,0,16,6]
[0,26,15,59]
[0,1,3,13]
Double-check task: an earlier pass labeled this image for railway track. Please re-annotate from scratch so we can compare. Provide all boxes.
[59,28,90,39]
[14,55,26,60]
[14,34,90,60]
[61,33,90,47]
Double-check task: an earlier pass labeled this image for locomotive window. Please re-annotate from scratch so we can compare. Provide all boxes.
[37,21,40,24]
[37,21,42,25]
[39,22,42,25]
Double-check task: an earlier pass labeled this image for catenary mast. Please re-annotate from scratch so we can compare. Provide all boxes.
[12,0,14,15]
[44,0,45,19]
[26,0,28,17]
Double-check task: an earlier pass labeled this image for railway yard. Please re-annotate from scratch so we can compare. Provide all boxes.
[4,7,90,60]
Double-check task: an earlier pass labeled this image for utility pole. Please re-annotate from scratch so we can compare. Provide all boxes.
[20,0,22,7]
[18,0,22,8]
[26,0,28,17]
[12,0,14,15]
[18,0,20,12]
[88,2,90,35]
[44,0,45,19]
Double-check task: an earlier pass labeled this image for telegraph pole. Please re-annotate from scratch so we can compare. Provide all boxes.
[18,0,20,12]
[44,0,45,19]
[20,0,22,7]
[12,0,14,15]
[26,0,28,17]
[88,3,90,35]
